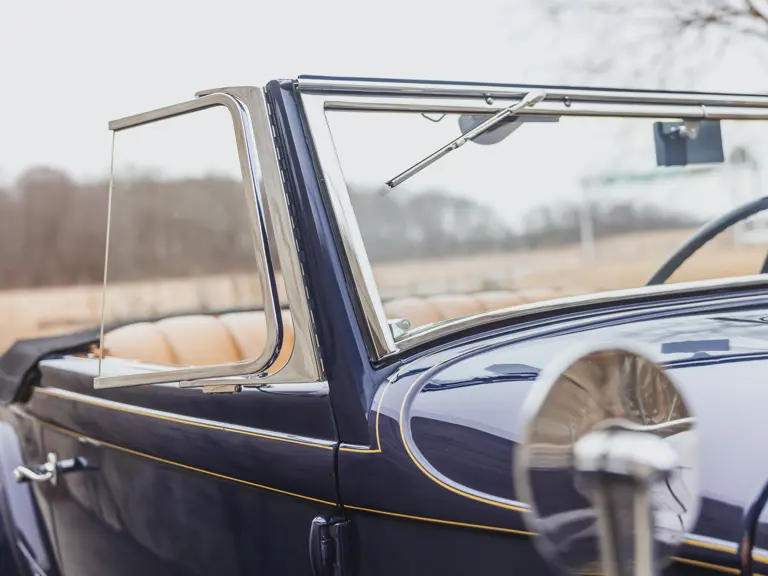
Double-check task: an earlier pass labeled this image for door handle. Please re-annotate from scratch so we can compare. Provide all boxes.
[13,452,91,487]
[14,452,58,485]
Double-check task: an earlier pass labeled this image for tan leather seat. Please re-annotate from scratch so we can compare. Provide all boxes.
[424,294,485,320]
[101,321,177,366]
[384,287,583,329]
[219,310,294,371]
[473,290,528,311]
[103,309,294,370]
[102,288,590,368]
[156,315,241,367]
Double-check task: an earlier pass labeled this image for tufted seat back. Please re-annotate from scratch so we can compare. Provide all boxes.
[101,288,585,368]
[102,310,294,371]
[382,288,582,329]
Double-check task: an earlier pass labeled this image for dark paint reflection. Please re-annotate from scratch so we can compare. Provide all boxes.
[407,308,768,554]
[44,427,325,576]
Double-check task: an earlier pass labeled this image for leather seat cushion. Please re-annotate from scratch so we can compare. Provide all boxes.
[103,309,294,370]
[102,288,582,368]
[384,288,577,329]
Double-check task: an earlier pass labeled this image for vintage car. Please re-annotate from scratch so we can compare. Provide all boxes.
[2,76,768,576]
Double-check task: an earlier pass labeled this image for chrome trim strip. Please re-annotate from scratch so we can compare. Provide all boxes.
[397,274,768,351]
[297,77,768,108]
[323,95,768,120]
[109,97,231,131]
[221,87,324,383]
[299,88,768,361]
[95,92,284,389]
[35,385,335,448]
[400,367,529,512]
[300,94,396,357]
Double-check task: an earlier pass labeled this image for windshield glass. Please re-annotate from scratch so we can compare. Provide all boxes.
[326,110,768,335]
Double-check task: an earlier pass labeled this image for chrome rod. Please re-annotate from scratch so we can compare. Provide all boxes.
[323,95,768,121]
[385,90,546,188]
[109,97,223,131]
[298,76,768,108]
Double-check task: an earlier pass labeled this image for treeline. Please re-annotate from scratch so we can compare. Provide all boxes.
[350,186,702,261]
[0,167,702,290]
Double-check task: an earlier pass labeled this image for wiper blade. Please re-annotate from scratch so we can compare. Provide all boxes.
[384,89,547,189]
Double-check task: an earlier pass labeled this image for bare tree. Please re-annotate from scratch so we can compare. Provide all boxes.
[538,0,768,88]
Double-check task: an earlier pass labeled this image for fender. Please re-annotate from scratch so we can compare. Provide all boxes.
[0,412,60,576]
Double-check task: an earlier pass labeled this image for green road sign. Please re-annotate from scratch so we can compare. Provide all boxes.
[581,166,722,188]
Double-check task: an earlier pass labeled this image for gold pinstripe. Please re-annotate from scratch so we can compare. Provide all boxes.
[35,387,333,450]
[42,421,336,505]
[35,385,765,568]
[339,379,393,453]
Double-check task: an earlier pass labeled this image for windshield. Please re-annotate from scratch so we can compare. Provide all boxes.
[326,109,768,336]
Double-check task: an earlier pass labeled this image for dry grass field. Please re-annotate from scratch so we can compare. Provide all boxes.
[2,226,766,353]
[372,228,767,296]
[0,273,282,353]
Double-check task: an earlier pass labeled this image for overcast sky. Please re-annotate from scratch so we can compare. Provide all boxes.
[0,0,554,183]
[3,0,768,225]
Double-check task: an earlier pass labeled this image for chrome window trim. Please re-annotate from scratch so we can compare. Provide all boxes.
[297,76,768,108]
[95,89,323,390]
[190,86,324,386]
[300,94,396,357]
[36,376,334,445]
[318,94,768,120]
[298,83,768,360]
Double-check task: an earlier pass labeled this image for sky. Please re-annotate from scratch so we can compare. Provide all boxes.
[3,0,768,225]
[0,0,555,183]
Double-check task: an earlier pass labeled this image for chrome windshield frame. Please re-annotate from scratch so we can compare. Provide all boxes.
[297,77,768,360]
[95,87,324,390]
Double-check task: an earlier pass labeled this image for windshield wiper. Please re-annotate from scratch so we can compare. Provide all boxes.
[384,89,547,189]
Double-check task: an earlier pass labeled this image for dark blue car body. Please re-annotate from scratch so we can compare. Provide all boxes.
[1,79,767,576]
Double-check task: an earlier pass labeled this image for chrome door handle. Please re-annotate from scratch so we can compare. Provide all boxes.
[13,452,59,486]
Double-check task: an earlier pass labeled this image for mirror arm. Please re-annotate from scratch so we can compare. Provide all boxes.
[384,90,547,189]
[517,346,697,576]
[738,477,768,576]
[574,428,679,576]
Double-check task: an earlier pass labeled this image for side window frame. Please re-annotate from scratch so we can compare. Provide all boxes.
[94,91,320,391]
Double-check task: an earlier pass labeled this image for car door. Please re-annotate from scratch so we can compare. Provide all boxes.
[24,360,338,576]
[14,92,340,576]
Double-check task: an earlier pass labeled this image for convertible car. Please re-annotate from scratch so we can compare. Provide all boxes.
[2,76,768,576]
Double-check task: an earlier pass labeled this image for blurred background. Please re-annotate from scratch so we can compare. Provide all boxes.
[2,0,768,349]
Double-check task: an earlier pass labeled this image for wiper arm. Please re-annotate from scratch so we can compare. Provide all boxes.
[384,89,547,189]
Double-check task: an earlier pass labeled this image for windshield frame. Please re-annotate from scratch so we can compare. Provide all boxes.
[297,76,768,361]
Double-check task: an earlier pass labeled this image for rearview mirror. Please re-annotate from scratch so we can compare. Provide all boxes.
[654,119,724,167]
[515,344,700,576]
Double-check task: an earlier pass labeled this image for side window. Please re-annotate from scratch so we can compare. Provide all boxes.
[97,101,288,382]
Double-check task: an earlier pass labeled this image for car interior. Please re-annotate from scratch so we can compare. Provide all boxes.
[98,287,588,369]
